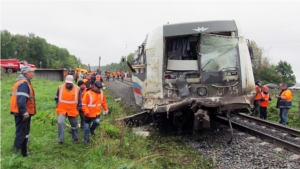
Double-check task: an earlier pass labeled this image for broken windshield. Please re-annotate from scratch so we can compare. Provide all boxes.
[200,34,238,72]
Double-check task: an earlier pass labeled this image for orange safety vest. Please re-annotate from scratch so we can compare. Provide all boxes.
[96,75,101,81]
[278,90,293,109]
[254,85,262,100]
[117,72,120,76]
[112,72,116,76]
[260,92,270,107]
[82,90,108,118]
[10,80,36,115]
[55,84,79,117]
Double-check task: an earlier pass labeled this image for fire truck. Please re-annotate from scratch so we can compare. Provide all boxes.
[0,58,36,73]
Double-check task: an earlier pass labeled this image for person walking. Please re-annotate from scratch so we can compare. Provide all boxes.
[121,71,125,82]
[82,73,92,90]
[112,71,116,81]
[106,70,110,81]
[117,71,120,80]
[259,85,272,120]
[10,66,36,157]
[95,74,103,82]
[82,81,109,144]
[276,83,293,125]
[55,75,82,144]
[252,80,262,116]
[79,71,84,80]
[77,80,86,129]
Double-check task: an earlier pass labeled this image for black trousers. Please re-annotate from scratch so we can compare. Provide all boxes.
[13,115,31,156]
[79,110,85,129]
[260,107,267,119]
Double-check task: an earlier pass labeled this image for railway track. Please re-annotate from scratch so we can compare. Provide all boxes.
[216,114,300,154]
[114,78,132,86]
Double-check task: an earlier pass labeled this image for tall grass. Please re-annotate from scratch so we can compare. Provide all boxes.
[1,74,209,169]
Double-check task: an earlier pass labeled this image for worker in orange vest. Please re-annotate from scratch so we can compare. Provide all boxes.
[82,73,92,90]
[10,66,36,157]
[55,75,82,144]
[252,80,262,116]
[276,83,293,125]
[121,71,125,82]
[112,71,116,81]
[95,74,103,82]
[82,81,109,143]
[77,80,87,129]
[259,85,272,119]
[117,71,120,80]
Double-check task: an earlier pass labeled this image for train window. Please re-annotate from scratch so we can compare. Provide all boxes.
[200,34,238,72]
[167,36,198,60]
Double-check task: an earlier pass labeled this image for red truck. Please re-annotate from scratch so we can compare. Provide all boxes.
[0,58,36,73]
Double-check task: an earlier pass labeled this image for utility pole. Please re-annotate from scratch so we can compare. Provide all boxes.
[99,56,101,74]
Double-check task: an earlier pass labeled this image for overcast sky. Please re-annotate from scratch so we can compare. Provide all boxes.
[1,0,300,82]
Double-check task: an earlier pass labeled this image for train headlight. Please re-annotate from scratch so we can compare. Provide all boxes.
[197,87,207,96]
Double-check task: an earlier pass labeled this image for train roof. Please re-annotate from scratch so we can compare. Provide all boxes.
[163,20,237,37]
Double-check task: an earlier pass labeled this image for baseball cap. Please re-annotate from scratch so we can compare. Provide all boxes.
[21,66,36,74]
[94,81,103,88]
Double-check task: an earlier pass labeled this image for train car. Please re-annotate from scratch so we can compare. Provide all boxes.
[126,20,256,130]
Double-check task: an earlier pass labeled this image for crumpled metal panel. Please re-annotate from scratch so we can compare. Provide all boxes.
[142,25,164,99]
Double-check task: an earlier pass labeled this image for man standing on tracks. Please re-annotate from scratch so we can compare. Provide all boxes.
[260,85,272,120]
[10,66,36,157]
[276,83,293,125]
[121,71,125,82]
[55,75,82,144]
[82,81,109,144]
[252,80,262,116]
[117,71,120,80]
[106,70,110,81]
[112,71,116,81]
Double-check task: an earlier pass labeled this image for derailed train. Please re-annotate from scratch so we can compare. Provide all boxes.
[126,20,256,131]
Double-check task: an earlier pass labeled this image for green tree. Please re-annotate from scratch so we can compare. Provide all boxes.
[275,60,296,87]
[1,30,16,59]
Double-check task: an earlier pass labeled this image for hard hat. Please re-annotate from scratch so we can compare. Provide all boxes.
[263,85,268,91]
[256,80,261,84]
[65,75,74,84]
[94,81,103,88]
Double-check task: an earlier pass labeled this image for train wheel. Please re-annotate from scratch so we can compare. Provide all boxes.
[7,68,13,74]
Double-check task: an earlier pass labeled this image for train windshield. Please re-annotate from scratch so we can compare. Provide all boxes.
[200,34,238,72]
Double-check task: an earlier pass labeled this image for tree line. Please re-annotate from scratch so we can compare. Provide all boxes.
[250,41,296,87]
[1,30,86,69]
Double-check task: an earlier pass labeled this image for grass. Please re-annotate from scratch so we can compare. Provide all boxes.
[266,89,300,129]
[1,73,210,169]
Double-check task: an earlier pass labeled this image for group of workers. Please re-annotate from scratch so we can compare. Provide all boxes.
[10,66,109,157]
[253,80,293,125]
[105,70,125,82]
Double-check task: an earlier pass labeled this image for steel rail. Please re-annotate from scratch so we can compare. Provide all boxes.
[236,113,300,137]
[216,116,300,154]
